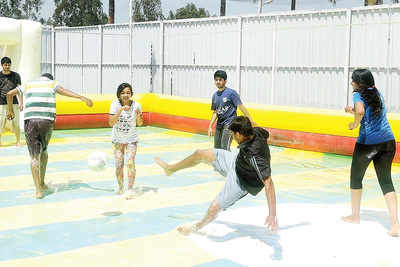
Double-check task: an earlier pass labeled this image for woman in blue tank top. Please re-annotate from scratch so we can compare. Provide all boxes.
[342,69,399,237]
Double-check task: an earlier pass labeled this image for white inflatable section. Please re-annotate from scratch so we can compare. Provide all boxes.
[0,17,41,83]
[0,17,42,131]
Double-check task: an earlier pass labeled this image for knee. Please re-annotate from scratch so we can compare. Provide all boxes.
[350,175,363,190]
[193,149,204,160]
[31,158,40,169]
[380,181,395,195]
[127,160,135,172]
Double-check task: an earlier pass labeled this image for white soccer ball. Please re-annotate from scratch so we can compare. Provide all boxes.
[88,151,107,171]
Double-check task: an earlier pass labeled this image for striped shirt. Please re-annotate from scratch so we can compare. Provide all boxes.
[18,77,59,121]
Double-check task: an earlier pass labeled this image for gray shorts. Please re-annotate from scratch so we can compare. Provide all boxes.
[213,149,248,210]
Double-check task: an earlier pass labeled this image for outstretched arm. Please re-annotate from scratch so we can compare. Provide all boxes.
[263,177,278,231]
[56,86,93,107]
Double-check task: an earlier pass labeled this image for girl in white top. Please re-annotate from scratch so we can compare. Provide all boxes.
[109,83,143,196]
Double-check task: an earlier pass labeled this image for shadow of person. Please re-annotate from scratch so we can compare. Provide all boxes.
[196,220,310,261]
[360,209,391,230]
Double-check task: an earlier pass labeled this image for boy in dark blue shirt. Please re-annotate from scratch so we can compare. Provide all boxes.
[208,70,255,151]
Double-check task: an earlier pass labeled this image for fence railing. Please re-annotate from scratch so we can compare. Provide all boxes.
[41,4,400,112]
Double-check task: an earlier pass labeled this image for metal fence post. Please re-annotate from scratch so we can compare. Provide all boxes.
[270,15,278,105]
[160,21,164,94]
[98,25,103,94]
[385,5,393,109]
[81,29,84,94]
[344,9,352,106]
[51,26,56,78]
[237,16,243,95]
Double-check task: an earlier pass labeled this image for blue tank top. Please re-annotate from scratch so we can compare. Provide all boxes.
[353,91,394,144]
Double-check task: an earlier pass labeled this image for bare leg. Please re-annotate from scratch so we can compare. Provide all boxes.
[15,130,22,146]
[177,199,221,235]
[384,192,399,237]
[155,149,215,176]
[126,144,137,190]
[39,151,49,191]
[342,189,362,224]
[30,156,43,199]
[113,144,125,194]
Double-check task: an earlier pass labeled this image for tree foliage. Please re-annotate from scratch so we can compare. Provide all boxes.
[0,0,42,21]
[132,0,163,22]
[168,3,210,20]
[52,0,108,27]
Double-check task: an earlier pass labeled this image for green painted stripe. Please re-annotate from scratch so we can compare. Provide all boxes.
[25,102,56,108]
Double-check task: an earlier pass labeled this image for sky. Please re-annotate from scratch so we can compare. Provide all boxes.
[41,0,398,23]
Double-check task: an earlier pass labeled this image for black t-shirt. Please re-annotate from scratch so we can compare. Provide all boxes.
[235,127,271,196]
[0,71,21,105]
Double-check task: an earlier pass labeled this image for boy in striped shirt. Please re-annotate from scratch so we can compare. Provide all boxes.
[6,73,93,199]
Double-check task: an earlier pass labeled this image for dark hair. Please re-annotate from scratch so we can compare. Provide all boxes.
[351,69,382,118]
[41,73,54,80]
[1,57,11,65]
[117,82,133,106]
[228,116,254,137]
[214,70,227,80]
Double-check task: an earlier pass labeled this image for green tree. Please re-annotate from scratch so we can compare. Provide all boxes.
[132,0,163,22]
[52,0,108,27]
[168,3,210,20]
[0,0,43,21]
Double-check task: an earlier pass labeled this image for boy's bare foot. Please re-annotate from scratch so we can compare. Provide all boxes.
[116,189,123,195]
[154,157,173,176]
[125,189,135,200]
[35,190,44,199]
[16,142,24,147]
[177,224,198,236]
[341,215,360,224]
[388,224,399,237]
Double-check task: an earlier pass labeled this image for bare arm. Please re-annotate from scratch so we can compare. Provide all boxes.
[238,104,256,126]
[56,86,93,107]
[6,88,20,119]
[208,111,218,136]
[109,109,123,127]
[136,109,144,126]
[263,177,278,231]
[349,102,364,130]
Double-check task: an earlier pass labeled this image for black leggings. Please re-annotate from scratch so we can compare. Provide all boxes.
[350,140,396,195]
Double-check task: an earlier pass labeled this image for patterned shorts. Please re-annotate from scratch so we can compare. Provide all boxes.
[24,119,54,157]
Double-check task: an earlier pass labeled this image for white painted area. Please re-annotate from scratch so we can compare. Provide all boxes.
[190,204,400,267]
[0,17,42,129]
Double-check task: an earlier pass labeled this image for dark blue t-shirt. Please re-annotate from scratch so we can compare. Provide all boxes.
[211,87,242,128]
[353,91,394,144]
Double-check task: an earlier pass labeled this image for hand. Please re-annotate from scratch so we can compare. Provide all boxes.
[122,105,130,111]
[348,122,357,130]
[251,121,258,127]
[344,106,353,113]
[81,97,93,107]
[264,215,278,232]
[19,104,23,111]
[135,109,141,116]
[6,110,14,120]
[208,127,213,137]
